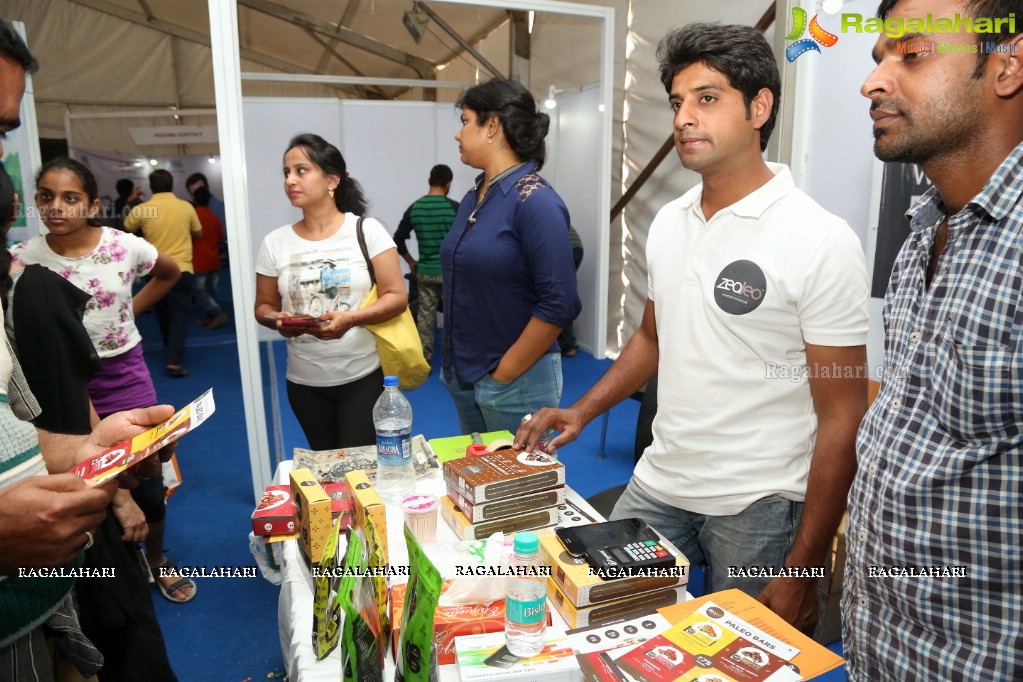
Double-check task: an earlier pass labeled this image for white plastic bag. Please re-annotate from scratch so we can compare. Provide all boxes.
[426,532,511,606]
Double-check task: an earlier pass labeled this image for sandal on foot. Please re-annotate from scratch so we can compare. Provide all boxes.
[150,556,197,604]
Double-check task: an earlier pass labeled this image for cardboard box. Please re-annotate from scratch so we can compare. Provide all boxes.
[813,513,847,645]
[391,579,555,666]
[539,533,688,607]
[448,485,566,523]
[441,494,559,541]
[443,450,565,504]
[455,631,581,681]
[251,485,296,536]
[289,468,332,564]
[343,470,388,564]
[547,578,686,629]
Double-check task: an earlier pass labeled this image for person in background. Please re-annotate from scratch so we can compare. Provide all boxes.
[393,163,459,364]
[254,133,407,450]
[843,1,1023,679]
[185,171,226,231]
[517,24,869,634]
[123,169,201,378]
[557,225,584,357]
[441,78,581,435]
[112,178,143,232]
[191,185,228,330]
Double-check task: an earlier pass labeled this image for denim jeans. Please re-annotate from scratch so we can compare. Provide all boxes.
[610,478,803,598]
[193,270,222,317]
[154,272,194,366]
[441,352,563,435]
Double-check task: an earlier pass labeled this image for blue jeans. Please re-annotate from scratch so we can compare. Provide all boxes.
[610,478,803,598]
[441,352,563,434]
[193,270,222,317]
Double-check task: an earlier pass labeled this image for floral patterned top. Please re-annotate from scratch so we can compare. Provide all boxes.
[12,227,158,358]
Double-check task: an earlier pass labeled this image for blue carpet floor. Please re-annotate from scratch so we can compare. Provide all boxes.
[134,270,846,681]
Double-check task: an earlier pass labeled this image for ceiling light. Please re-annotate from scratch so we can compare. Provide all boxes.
[544,85,557,110]
[208,156,216,164]
[528,11,535,34]
[149,159,158,166]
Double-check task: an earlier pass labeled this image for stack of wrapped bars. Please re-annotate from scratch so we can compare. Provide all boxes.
[441,450,566,541]
[538,530,690,629]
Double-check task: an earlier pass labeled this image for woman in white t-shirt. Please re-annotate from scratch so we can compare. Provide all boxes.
[255,133,408,449]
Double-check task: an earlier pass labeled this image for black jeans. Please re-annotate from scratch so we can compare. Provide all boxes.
[154,272,194,366]
[286,367,385,450]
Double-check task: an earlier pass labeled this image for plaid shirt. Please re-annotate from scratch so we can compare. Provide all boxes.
[843,141,1023,680]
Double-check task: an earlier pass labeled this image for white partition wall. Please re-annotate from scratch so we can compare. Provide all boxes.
[210,0,615,502]
[548,83,604,355]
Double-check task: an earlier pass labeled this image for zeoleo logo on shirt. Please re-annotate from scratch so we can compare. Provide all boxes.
[714,260,767,316]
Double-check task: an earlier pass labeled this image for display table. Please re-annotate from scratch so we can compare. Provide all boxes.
[274,459,606,681]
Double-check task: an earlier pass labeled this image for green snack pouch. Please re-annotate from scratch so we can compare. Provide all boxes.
[313,518,345,660]
[395,524,442,682]
[340,531,384,681]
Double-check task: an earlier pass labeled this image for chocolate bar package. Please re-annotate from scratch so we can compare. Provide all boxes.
[539,533,688,607]
[442,450,565,504]
[447,485,566,523]
[440,494,559,541]
[547,578,686,628]
[251,485,296,536]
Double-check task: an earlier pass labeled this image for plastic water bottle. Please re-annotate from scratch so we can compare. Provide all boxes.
[505,531,547,657]
[373,375,415,503]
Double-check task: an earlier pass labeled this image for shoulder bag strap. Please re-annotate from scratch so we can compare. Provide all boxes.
[355,216,376,285]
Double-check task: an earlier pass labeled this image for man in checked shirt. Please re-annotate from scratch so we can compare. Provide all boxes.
[845,0,1023,679]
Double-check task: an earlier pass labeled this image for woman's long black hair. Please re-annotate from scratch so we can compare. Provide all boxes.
[285,133,368,216]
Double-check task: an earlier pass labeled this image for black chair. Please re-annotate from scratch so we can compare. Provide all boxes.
[588,376,658,518]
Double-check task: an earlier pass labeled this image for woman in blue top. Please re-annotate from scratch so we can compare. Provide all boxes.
[440,79,581,435]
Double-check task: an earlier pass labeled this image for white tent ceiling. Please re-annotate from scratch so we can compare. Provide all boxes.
[4,0,779,354]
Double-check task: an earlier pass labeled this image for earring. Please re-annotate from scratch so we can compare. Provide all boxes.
[488,134,493,145]
[328,187,336,199]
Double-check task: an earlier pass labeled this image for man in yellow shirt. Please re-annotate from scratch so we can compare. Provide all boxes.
[124,169,202,377]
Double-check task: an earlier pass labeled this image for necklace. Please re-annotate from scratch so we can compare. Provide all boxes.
[466,162,527,226]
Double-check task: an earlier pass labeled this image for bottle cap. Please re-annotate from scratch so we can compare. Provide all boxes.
[466,443,489,457]
[513,531,539,556]
[383,376,399,387]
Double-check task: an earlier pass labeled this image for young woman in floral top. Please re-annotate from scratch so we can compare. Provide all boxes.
[12,158,179,412]
[12,159,196,609]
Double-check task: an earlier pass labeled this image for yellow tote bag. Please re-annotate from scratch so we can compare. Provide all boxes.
[357,218,431,391]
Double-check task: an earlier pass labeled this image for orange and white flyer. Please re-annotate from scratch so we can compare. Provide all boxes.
[72,389,215,485]
[620,589,843,682]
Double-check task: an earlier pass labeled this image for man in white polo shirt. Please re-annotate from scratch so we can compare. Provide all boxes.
[516,23,869,633]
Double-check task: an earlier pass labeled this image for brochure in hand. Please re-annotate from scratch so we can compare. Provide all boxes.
[72,389,215,485]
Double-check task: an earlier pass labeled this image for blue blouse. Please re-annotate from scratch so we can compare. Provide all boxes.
[441,161,581,384]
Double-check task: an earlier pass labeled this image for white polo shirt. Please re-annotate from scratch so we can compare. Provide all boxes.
[634,163,869,516]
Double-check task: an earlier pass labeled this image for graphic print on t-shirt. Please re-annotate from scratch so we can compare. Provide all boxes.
[284,253,353,316]
[713,260,767,316]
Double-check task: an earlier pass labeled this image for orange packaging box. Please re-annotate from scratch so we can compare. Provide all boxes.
[289,468,332,564]
[391,580,552,665]
[343,470,388,564]
[539,532,688,608]
[251,485,296,536]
